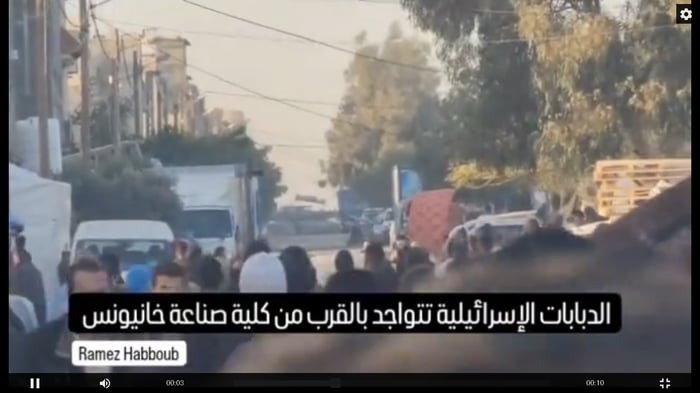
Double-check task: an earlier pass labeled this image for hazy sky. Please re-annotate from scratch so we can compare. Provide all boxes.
[66,0,428,207]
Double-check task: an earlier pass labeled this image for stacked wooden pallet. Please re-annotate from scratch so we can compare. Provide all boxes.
[594,159,691,219]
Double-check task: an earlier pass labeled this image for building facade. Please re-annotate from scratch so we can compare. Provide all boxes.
[9,0,80,160]
[10,0,69,125]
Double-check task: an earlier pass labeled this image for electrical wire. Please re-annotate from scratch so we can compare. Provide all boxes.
[93,15,683,150]
[180,0,659,52]
[97,17,337,151]
[203,90,405,110]
[89,3,111,59]
[90,0,115,9]
[109,21,681,52]
[60,3,81,29]
[180,0,443,73]
[94,18,360,46]
[120,36,133,88]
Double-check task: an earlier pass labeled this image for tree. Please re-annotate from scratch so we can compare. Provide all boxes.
[61,155,182,229]
[72,98,132,148]
[401,0,691,204]
[323,22,443,206]
[516,0,691,198]
[141,128,286,220]
[401,0,540,196]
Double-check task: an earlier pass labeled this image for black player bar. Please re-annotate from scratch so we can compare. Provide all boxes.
[8,373,691,388]
[69,293,621,334]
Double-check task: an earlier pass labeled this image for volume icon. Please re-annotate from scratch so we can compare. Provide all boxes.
[99,378,111,389]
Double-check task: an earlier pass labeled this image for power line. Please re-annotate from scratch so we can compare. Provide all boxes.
[203,90,405,110]
[90,0,115,8]
[98,16,384,134]
[180,0,443,74]
[95,18,359,46]
[89,2,111,59]
[96,15,682,135]
[60,3,81,29]
[97,18,348,149]
[253,140,327,150]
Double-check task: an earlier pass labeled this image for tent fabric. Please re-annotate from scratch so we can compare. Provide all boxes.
[9,164,71,316]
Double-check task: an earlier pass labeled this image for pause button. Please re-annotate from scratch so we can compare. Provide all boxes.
[29,378,40,389]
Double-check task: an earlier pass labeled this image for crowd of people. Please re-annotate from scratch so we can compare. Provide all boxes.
[8,207,691,375]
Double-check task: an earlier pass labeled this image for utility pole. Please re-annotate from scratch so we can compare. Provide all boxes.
[111,28,121,148]
[34,0,50,177]
[132,50,142,138]
[79,0,91,166]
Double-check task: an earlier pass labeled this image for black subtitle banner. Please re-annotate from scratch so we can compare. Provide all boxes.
[69,293,622,334]
[9,373,691,388]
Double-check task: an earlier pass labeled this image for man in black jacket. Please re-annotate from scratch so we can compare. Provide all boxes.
[26,257,110,373]
[10,235,46,324]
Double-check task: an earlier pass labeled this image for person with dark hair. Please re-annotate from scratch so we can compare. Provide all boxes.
[47,251,72,322]
[57,250,70,286]
[27,257,109,373]
[188,255,251,372]
[392,235,412,275]
[99,252,124,288]
[398,264,435,292]
[363,242,397,292]
[280,246,318,293]
[199,256,224,292]
[153,262,188,293]
[570,210,585,226]
[214,246,227,263]
[86,244,100,258]
[187,245,204,290]
[173,240,190,271]
[9,235,46,324]
[437,232,469,277]
[325,269,379,293]
[68,257,110,294]
[473,224,495,258]
[494,227,594,264]
[523,218,541,235]
[584,206,605,223]
[445,228,467,260]
[334,249,355,273]
[406,246,432,269]
[243,239,272,260]
[9,307,31,372]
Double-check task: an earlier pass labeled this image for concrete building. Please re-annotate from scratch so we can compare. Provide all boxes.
[182,82,208,135]
[205,108,247,135]
[144,35,191,132]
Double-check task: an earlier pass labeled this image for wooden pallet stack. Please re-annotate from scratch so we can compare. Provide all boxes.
[594,159,691,220]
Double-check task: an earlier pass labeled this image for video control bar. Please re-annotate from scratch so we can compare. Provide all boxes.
[9,373,691,389]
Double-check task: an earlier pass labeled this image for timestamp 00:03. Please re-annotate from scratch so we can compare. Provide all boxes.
[165,379,185,387]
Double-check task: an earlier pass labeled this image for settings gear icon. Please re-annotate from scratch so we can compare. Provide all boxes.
[679,8,692,21]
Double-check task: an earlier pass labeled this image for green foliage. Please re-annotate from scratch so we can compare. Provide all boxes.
[72,99,132,148]
[323,22,446,206]
[61,155,182,229]
[141,128,286,219]
[400,0,691,199]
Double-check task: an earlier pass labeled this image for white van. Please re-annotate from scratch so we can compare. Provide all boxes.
[70,220,175,271]
[448,210,539,248]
